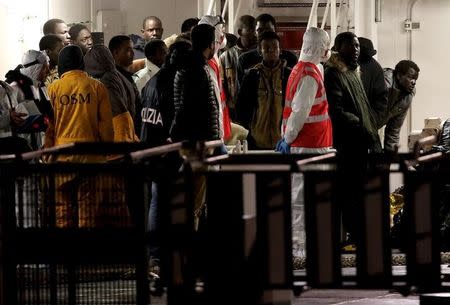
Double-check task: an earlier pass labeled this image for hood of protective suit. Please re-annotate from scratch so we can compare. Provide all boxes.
[20,50,49,84]
[199,15,227,51]
[299,27,330,64]
[84,45,116,78]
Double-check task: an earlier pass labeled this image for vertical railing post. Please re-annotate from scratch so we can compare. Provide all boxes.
[357,169,392,288]
[304,168,341,288]
[404,171,441,291]
[0,164,18,305]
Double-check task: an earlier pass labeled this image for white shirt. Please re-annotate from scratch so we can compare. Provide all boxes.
[133,59,160,94]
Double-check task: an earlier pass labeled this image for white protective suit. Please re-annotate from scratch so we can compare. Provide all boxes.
[283,27,335,256]
[16,50,50,227]
[20,50,49,87]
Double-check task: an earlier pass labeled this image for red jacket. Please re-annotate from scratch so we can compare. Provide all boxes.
[208,57,231,141]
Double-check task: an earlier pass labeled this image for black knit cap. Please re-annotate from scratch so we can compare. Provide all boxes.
[358,37,377,58]
[58,45,85,76]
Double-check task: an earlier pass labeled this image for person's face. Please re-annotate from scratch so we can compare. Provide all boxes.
[54,22,70,46]
[153,45,168,67]
[255,21,275,40]
[260,38,280,65]
[338,36,360,70]
[396,67,419,94]
[47,41,64,67]
[239,24,257,46]
[141,19,163,41]
[75,29,93,54]
[204,41,216,60]
[113,40,134,67]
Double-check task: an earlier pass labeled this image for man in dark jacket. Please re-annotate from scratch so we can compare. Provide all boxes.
[236,31,291,150]
[140,40,192,147]
[170,24,220,143]
[170,23,221,230]
[236,14,297,88]
[220,15,257,117]
[325,32,381,155]
[109,35,142,134]
[324,32,381,246]
[130,16,164,60]
[381,60,419,152]
[139,41,192,270]
[358,37,388,128]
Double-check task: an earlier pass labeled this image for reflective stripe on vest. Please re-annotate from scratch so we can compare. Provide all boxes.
[305,113,330,124]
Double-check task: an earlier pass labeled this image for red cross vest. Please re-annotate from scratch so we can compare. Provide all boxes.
[282,61,332,148]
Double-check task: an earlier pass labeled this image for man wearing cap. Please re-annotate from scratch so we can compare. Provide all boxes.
[324,32,381,246]
[358,37,388,128]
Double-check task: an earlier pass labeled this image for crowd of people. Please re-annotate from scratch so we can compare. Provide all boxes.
[0,12,421,264]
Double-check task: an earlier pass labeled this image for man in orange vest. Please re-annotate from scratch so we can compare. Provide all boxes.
[276,27,334,255]
[277,27,333,154]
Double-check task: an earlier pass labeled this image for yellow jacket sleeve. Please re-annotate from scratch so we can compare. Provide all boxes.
[112,112,139,142]
[97,83,114,142]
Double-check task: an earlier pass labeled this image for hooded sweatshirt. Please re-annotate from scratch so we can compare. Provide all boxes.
[45,45,114,161]
[84,45,139,142]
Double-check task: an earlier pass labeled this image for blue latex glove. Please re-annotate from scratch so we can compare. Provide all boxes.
[275,139,290,154]
[214,143,228,155]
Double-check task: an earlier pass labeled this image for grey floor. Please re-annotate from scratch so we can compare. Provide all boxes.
[17,265,450,304]
[147,289,420,305]
[147,265,449,305]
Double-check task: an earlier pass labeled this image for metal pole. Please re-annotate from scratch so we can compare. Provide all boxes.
[375,0,382,22]
[207,0,217,15]
[330,0,337,44]
[233,0,242,32]
[222,0,229,18]
[336,0,344,32]
[321,0,331,29]
[307,0,320,29]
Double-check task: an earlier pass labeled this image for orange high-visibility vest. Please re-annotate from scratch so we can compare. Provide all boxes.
[282,61,332,148]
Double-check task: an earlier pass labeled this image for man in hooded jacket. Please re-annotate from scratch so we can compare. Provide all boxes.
[358,37,388,128]
[84,45,139,142]
[45,45,117,228]
[45,45,114,162]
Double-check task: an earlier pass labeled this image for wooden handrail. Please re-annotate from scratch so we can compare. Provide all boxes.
[297,152,336,166]
[129,142,183,162]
